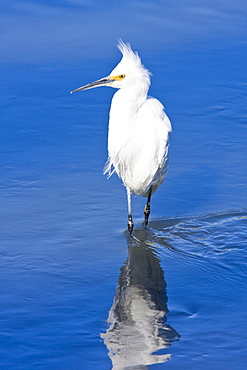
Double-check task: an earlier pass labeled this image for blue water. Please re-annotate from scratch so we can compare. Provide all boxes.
[1,1,247,369]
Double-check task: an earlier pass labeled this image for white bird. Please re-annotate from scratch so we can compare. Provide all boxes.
[71,41,172,233]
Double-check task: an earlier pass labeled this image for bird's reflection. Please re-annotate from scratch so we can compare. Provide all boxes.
[101,229,180,369]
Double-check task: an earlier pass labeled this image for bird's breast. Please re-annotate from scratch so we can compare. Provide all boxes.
[107,95,171,196]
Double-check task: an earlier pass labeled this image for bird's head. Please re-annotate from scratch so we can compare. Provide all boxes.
[70,40,150,94]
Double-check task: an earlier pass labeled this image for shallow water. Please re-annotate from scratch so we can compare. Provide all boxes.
[1,1,247,369]
[104,213,247,369]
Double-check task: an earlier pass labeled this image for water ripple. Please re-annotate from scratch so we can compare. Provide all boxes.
[147,210,247,258]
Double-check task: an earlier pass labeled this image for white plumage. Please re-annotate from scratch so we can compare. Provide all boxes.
[71,41,172,232]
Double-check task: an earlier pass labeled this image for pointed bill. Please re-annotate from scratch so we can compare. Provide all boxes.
[70,77,113,94]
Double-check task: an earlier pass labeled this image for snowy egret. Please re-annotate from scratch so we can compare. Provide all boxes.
[71,41,172,233]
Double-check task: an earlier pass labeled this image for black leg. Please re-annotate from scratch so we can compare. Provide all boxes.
[128,214,134,234]
[144,187,152,226]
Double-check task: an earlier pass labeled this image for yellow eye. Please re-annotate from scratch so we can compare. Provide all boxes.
[117,74,126,80]
[109,74,126,81]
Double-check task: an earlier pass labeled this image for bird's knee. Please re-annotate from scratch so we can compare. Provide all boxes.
[144,203,151,225]
[144,203,150,215]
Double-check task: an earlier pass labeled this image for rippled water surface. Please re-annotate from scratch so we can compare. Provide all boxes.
[1,1,247,369]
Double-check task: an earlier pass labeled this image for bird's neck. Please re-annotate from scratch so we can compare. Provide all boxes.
[107,84,149,160]
[110,85,148,121]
